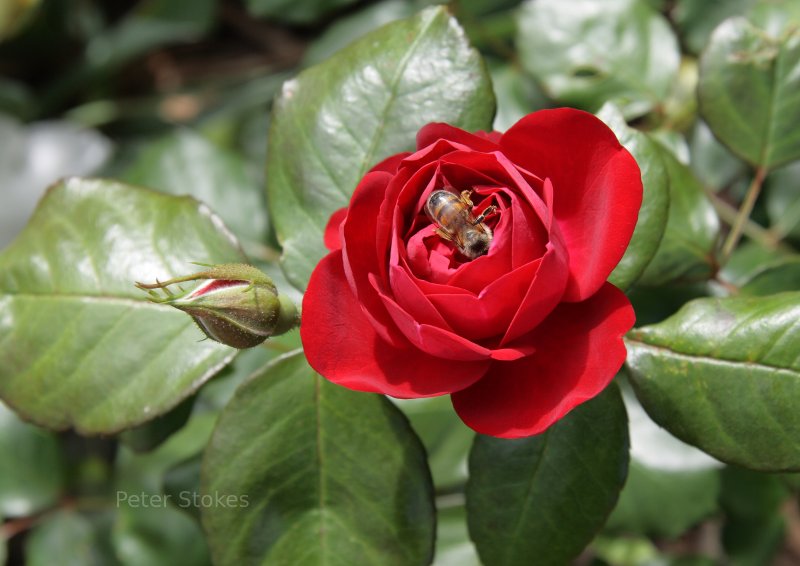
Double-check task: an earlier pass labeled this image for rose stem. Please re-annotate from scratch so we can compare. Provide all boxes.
[719,165,768,265]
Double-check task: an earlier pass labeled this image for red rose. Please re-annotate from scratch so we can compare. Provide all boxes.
[301,109,641,438]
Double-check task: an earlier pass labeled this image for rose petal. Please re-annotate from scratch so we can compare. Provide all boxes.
[377,280,532,362]
[302,252,490,396]
[427,260,540,341]
[500,240,569,345]
[323,207,347,251]
[341,170,404,344]
[417,123,500,152]
[500,109,643,302]
[451,282,635,437]
[371,151,412,174]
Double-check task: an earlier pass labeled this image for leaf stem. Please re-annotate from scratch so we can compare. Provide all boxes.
[707,188,785,251]
[719,166,768,264]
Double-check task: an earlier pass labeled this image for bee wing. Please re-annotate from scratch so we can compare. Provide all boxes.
[434,227,455,242]
[451,230,468,252]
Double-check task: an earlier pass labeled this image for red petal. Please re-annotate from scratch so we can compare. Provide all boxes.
[500,109,642,302]
[417,123,500,152]
[323,208,347,252]
[371,152,411,174]
[302,252,490,397]
[340,170,403,344]
[451,283,635,437]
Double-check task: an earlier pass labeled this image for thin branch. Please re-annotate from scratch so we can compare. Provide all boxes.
[719,166,769,264]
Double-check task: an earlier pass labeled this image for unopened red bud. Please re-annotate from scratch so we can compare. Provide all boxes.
[136,264,299,349]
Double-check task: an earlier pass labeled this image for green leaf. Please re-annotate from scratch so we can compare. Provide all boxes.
[201,351,436,566]
[25,510,118,566]
[490,62,549,132]
[605,461,720,538]
[638,145,720,285]
[609,383,722,538]
[246,0,359,26]
[698,18,800,169]
[112,504,211,566]
[120,129,269,250]
[720,467,789,566]
[0,116,111,249]
[0,178,242,434]
[396,396,475,490]
[689,120,748,192]
[302,0,413,66]
[466,384,629,566]
[597,104,670,289]
[739,256,800,296]
[626,292,800,471]
[516,0,680,116]
[85,0,215,70]
[719,240,789,286]
[0,401,64,517]
[765,161,800,241]
[267,6,495,290]
[118,395,196,453]
[747,0,800,39]
[672,0,754,55]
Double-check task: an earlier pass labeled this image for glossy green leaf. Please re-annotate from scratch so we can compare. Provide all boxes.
[25,510,117,566]
[0,178,242,434]
[120,129,269,249]
[638,145,720,285]
[605,461,720,538]
[598,104,670,289]
[246,0,358,25]
[396,396,475,490]
[626,292,800,471]
[517,0,680,116]
[267,6,495,290]
[699,18,800,169]
[466,384,629,566]
[0,401,64,517]
[201,351,436,566]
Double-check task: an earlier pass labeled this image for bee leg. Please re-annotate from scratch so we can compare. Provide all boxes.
[434,227,454,241]
[460,190,474,207]
[473,205,497,225]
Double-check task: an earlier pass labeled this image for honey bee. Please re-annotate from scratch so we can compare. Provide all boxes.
[425,188,497,259]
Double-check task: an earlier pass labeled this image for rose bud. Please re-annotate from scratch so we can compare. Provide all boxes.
[301,109,642,438]
[136,264,299,349]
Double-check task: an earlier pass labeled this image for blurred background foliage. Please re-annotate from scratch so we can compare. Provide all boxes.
[1,0,800,565]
